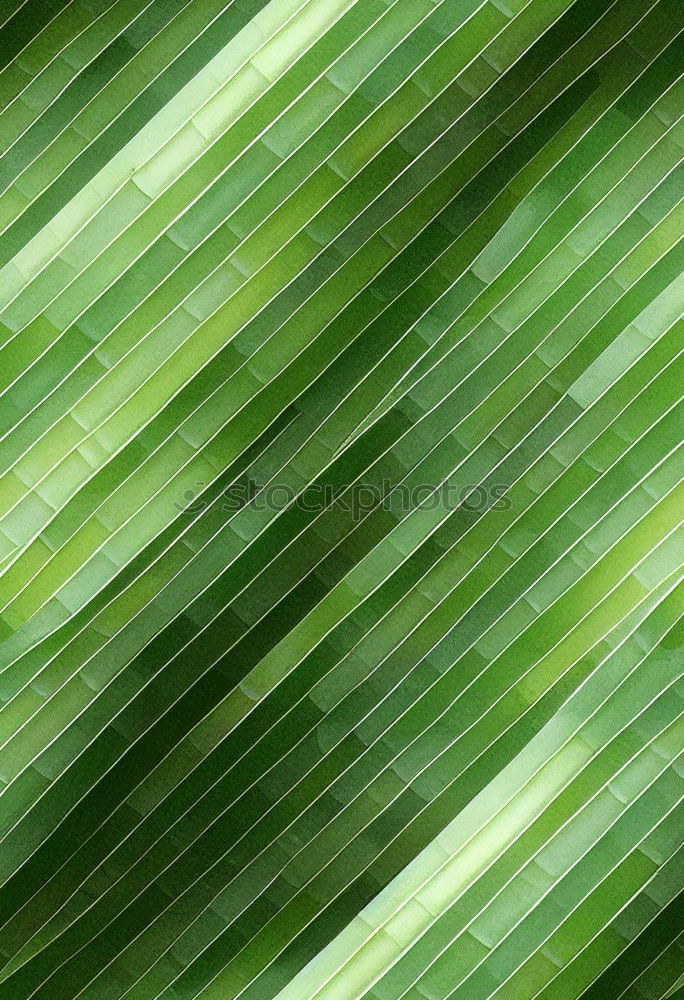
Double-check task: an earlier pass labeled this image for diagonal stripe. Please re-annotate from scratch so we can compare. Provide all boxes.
[0,3,681,999]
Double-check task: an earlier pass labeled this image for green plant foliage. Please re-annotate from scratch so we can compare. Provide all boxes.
[0,0,681,998]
